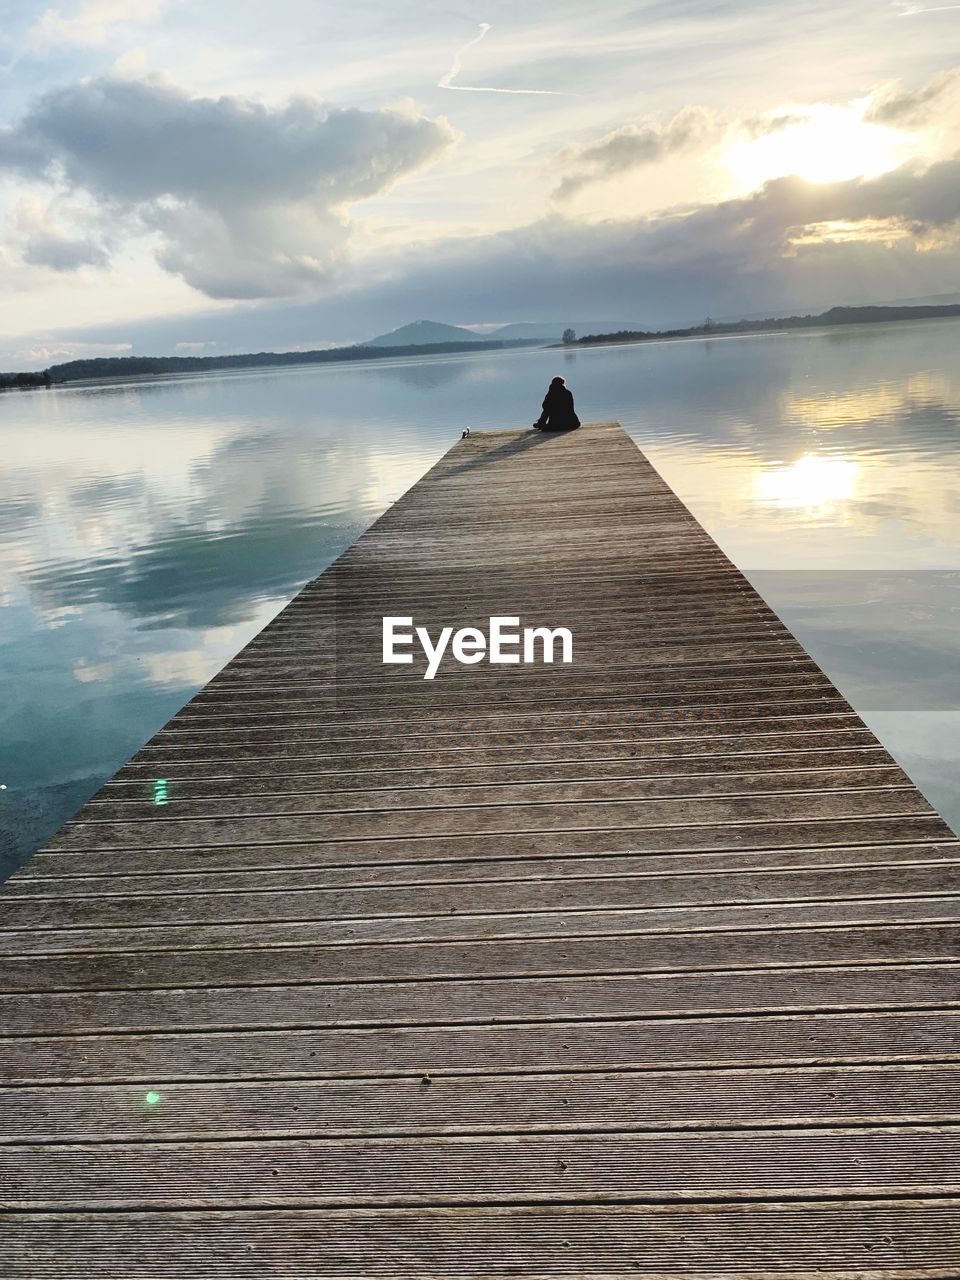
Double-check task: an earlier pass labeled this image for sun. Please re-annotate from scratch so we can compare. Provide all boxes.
[724,105,914,191]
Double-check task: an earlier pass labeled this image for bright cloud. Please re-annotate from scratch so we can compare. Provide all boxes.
[724,106,917,188]
[0,75,456,298]
[27,0,171,48]
[422,159,960,313]
[9,194,113,272]
[70,152,960,361]
[866,67,960,127]
[2,7,960,357]
[554,107,719,200]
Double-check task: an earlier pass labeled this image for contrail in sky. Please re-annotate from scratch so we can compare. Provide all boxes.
[439,22,564,94]
[894,1,960,12]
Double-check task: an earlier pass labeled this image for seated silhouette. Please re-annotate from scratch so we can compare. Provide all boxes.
[533,376,581,431]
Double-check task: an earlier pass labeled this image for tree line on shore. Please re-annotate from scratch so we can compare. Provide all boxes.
[32,339,539,385]
[0,371,52,390]
[5,303,960,388]
[576,303,960,346]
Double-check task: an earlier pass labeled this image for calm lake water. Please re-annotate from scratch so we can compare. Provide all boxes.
[3,320,960,877]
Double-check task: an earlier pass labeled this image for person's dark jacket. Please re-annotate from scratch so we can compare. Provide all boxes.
[537,383,580,430]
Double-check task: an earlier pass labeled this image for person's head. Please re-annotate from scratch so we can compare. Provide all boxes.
[550,376,565,387]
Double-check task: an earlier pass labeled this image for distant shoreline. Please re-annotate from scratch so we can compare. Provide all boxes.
[5,302,960,391]
[565,303,960,349]
[1,338,543,389]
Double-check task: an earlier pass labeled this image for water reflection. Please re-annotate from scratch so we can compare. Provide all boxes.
[755,455,861,514]
[2,319,960,874]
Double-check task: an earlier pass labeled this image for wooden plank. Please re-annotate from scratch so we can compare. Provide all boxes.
[4,1063,959,1145]
[89,744,897,803]
[17,837,958,887]
[112,715,876,769]
[23,830,957,883]
[5,1200,960,1278]
[20,819,955,880]
[74,764,915,824]
[2,923,958,995]
[37,793,942,854]
[4,1009,960,1087]
[1,895,958,962]
[2,963,959,1038]
[3,422,959,1275]
[96,741,893,791]
[5,847,957,906]
[144,697,852,743]
[4,1126,960,1209]
[5,858,959,930]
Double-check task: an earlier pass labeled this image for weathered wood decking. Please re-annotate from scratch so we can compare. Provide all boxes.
[2,421,959,1276]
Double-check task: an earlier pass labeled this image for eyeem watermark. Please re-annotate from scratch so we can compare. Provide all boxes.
[383,616,574,680]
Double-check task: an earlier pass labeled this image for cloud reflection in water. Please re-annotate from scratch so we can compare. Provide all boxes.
[3,324,960,874]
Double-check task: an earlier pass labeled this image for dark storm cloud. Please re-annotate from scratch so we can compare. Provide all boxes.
[0,75,455,298]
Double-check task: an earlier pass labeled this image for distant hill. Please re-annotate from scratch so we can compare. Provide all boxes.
[364,320,485,347]
[878,290,960,308]
[489,321,643,342]
[366,319,647,345]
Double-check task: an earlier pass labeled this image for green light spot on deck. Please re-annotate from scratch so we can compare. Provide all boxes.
[144,1091,162,1107]
[153,779,169,806]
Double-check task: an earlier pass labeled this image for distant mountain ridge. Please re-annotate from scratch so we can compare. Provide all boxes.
[484,320,643,342]
[363,319,646,346]
[364,320,485,347]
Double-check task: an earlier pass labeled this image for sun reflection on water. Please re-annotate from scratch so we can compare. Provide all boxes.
[784,387,904,427]
[754,454,860,513]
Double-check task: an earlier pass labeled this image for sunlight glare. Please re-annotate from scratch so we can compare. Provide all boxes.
[725,106,913,190]
[755,455,859,512]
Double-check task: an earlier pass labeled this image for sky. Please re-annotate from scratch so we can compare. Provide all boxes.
[1,0,960,365]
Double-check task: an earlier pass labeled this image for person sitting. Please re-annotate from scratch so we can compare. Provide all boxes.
[533,376,581,431]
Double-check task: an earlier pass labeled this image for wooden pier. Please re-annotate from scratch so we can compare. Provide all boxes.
[1,421,959,1276]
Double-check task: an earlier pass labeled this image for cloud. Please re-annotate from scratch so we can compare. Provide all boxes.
[738,111,812,141]
[20,230,110,271]
[357,156,960,321]
[48,152,960,365]
[553,107,719,200]
[110,48,149,78]
[866,66,960,127]
[27,0,170,48]
[5,194,113,275]
[758,157,960,239]
[0,75,455,298]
